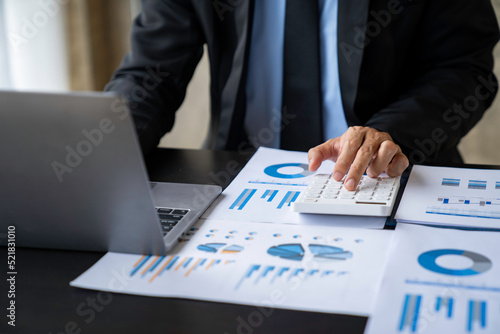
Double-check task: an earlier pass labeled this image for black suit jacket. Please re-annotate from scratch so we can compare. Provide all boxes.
[105,0,499,164]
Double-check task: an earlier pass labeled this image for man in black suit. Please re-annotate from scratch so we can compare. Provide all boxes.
[106,0,499,190]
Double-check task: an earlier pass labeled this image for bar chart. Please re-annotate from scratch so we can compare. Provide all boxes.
[469,180,487,190]
[440,177,500,191]
[426,196,500,220]
[397,166,500,228]
[397,294,493,333]
[277,191,300,209]
[364,223,500,334]
[442,178,460,187]
[129,255,236,282]
[435,296,454,319]
[229,188,257,210]
[468,300,487,332]
[229,188,301,210]
[398,294,422,333]
[72,218,394,317]
[234,264,339,290]
[261,189,278,202]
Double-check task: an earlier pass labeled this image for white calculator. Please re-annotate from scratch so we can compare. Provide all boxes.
[292,174,401,217]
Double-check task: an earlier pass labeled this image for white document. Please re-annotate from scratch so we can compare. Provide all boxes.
[396,165,500,229]
[203,147,386,229]
[71,219,393,316]
[365,223,500,334]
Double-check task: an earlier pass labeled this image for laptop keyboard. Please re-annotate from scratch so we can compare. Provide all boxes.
[156,207,190,237]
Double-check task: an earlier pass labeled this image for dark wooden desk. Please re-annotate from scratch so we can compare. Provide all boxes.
[1,148,366,334]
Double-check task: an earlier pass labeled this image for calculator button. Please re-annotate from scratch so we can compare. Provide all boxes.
[306,195,320,199]
[357,195,372,200]
[363,178,378,186]
[358,190,374,195]
[323,195,338,199]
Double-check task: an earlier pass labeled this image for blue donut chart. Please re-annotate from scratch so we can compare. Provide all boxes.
[264,163,313,179]
[418,249,492,276]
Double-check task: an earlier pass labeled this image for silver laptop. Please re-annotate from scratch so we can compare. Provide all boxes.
[0,91,221,255]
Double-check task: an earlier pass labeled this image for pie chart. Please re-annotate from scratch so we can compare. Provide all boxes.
[418,249,492,276]
[197,243,244,254]
[267,244,305,261]
[197,243,226,253]
[308,244,353,261]
[221,245,244,254]
[267,244,353,262]
[264,163,313,179]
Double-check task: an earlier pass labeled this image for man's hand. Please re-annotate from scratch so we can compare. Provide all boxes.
[308,126,409,191]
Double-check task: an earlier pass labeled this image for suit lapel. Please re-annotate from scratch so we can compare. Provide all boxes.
[337,0,370,125]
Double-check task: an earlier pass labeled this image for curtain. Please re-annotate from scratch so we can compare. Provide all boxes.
[0,0,69,91]
[66,0,133,91]
[0,0,132,92]
[0,0,12,88]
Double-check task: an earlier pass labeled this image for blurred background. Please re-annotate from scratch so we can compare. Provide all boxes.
[0,0,499,164]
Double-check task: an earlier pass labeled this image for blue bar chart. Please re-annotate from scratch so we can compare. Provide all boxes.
[467,300,487,332]
[435,296,454,319]
[442,178,460,187]
[440,177,500,190]
[398,294,422,333]
[235,264,339,290]
[397,294,493,333]
[426,208,500,220]
[277,191,300,209]
[468,180,487,190]
[426,196,500,220]
[229,188,301,211]
[230,189,257,210]
[261,189,278,202]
